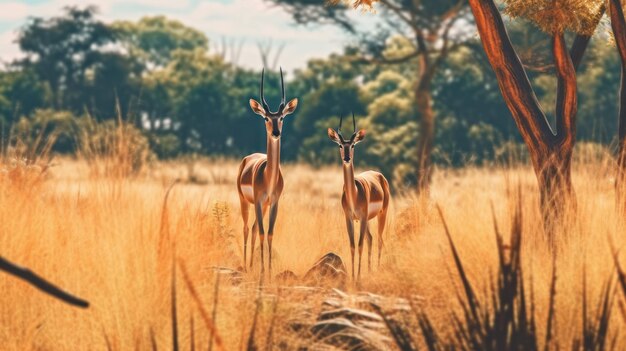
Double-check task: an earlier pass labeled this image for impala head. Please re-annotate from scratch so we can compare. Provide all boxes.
[328,113,366,164]
[249,68,298,140]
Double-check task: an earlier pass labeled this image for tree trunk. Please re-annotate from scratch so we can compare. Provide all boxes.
[468,0,579,241]
[414,48,438,195]
[536,150,576,243]
[416,87,434,194]
[610,0,626,214]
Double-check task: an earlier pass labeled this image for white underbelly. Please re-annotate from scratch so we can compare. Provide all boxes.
[368,201,382,217]
[241,185,254,202]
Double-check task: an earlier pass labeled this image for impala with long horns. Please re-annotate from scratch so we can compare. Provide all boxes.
[237,68,298,276]
[327,114,390,280]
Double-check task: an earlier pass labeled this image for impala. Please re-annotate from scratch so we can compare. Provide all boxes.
[327,114,390,280]
[237,68,298,276]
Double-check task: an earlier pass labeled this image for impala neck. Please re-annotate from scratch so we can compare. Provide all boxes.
[342,162,358,210]
[266,135,281,193]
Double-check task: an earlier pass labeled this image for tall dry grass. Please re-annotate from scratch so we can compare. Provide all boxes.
[0,150,624,349]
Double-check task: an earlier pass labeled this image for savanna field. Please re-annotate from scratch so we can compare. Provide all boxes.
[0,153,624,350]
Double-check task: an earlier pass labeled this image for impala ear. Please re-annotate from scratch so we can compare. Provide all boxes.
[249,99,265,116]
[328,128,341,144]
[354,129,366,144]
[282,98,298,116]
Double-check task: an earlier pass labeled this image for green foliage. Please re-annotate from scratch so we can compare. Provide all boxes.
[10,109,77,159]
[113,16,209,68]
[0,69,48,122]
[16,6,140,119]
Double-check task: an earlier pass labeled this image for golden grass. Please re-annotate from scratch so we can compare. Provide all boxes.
[0,156,624,349]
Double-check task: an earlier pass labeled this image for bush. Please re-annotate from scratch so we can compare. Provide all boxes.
[76,117,155,177]
[9,109,77,159]
[149,133,182,159]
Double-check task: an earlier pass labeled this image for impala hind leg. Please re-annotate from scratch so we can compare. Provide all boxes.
[357,219,367,280]
[377,210,387,268]
[267,201,279,280]
[344,215,355,280]
[366,223,373,273]
[239,197,250,271]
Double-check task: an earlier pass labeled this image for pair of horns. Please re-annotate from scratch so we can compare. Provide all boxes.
[259,68,286,113]
[338,112,357,138]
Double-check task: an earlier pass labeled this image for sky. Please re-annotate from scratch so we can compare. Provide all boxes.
[0,0,369,71]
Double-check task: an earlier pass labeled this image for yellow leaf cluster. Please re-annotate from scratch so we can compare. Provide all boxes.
[326,0,379,12]
[503,0,604,35]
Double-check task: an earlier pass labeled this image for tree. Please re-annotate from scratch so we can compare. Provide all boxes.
[269,0,471,194]
[159,49,235,153]
[465,0,605,239]
[609,0,626,214]
[113,16,209,69]
[16,6,121,116]
[0,68,48,123]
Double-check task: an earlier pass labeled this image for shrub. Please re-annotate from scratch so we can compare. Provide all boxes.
[76,116,155,177]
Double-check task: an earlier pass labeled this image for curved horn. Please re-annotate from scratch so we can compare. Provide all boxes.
[260,68,269,112]
[279,67,286,111]
[352,112,356,134]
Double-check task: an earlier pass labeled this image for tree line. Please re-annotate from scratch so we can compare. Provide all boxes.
[0,4,622,194]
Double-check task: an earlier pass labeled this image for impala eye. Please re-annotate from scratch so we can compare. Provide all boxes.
[264,117,269,122]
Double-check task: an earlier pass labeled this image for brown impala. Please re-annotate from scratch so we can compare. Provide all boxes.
[237,68,298,276]
[327,113,390,280]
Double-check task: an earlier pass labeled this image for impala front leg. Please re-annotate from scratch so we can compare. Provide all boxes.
[267,201,279,280]
[249,220,258,269]
[357,218,367,280]
[254,201,266,274]
[344,214,355,280]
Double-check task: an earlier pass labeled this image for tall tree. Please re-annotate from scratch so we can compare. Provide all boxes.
[465,0,604,239]
[113,16,209,69]
[609,0,626,214]
[16,6,120,115]
[269,0,471,194]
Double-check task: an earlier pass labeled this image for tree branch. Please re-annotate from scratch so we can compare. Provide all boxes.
[378,0,415,30]
[468,0,554,157]
[0,256,89,308]
[553,33,577,147]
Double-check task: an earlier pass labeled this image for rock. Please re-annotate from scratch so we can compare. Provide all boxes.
[303,253,348,288]
[275,270,299,285]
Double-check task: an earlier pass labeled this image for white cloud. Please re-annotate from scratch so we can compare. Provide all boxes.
[0,30,21,65]
[180,0,351,70]
[0,2,31,22]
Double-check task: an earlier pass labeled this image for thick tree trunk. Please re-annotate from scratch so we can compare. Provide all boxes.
[416,87,434,194]
[537,151,576,243]
[610,0,626,214]
[468,0,578,241]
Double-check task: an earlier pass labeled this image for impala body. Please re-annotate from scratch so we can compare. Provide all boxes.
[328,114,390,280]
[237,68,298,276]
